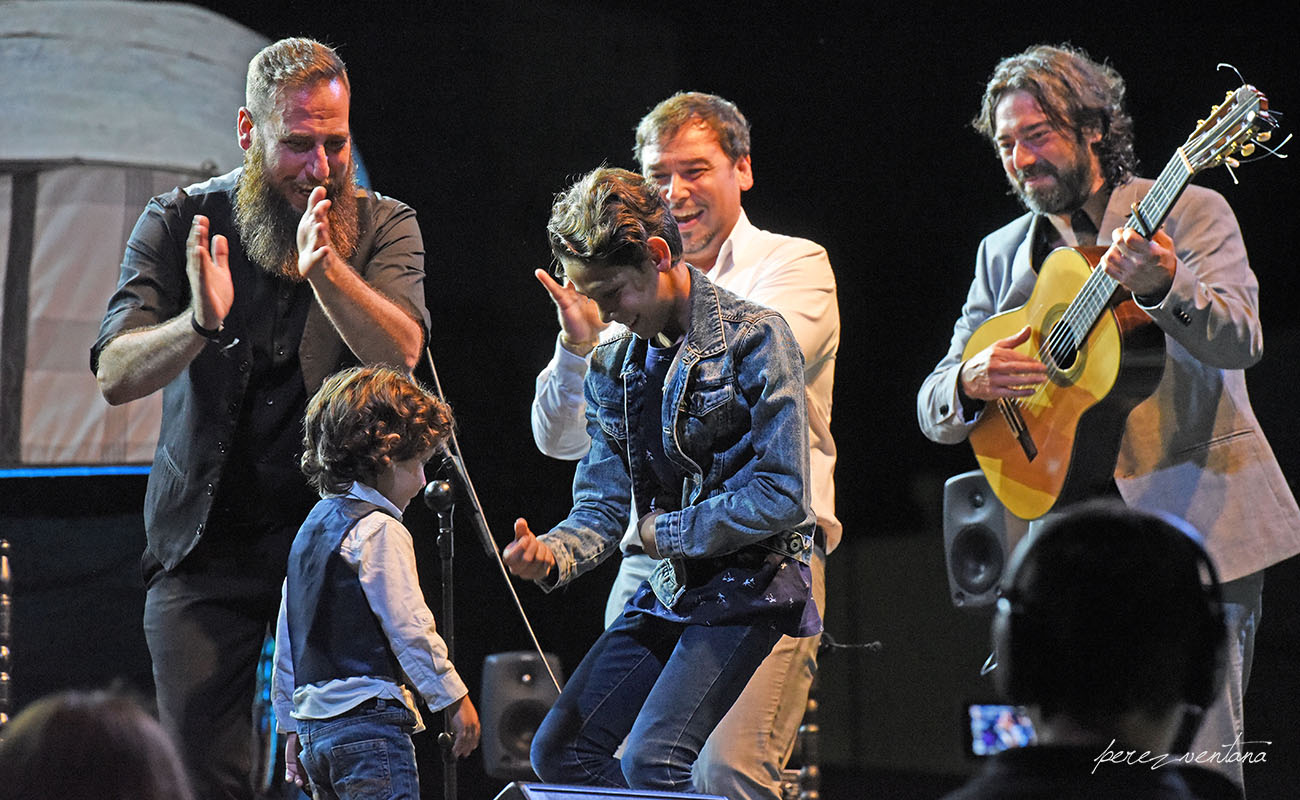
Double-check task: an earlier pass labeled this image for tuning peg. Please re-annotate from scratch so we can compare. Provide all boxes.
[1240,143,1256,157]
[1256,131,1272,143]
[1225,157,1241,168]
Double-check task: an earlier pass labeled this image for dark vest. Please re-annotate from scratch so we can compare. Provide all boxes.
[287,496,403,687]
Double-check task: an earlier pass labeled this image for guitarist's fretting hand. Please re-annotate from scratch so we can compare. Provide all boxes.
[959,325,1048,402]
[1102,226,1176,302]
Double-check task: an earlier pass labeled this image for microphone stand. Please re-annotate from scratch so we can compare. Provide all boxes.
[415,347,563,695]
[423,476,458,800]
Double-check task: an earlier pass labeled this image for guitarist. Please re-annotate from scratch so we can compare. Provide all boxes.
[916,44,1300,793]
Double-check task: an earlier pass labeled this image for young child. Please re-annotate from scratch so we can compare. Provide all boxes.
[271,365,479,799]
[504,167,819,791]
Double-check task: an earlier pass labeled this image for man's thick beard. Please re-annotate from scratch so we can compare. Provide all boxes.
[234,139,360,282]
[1010,142,1095,215]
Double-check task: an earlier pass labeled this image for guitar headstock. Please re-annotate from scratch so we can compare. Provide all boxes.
[1181,85,1278,174]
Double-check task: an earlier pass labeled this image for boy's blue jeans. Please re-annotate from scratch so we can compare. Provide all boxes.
[531,608,782,791]
[297,699,419,800]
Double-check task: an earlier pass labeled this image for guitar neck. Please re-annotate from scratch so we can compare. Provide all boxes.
[1125,151,1196,239]
[1065,153,1195,338]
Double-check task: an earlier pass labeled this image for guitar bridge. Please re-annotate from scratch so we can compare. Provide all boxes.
[997,399,1038,461]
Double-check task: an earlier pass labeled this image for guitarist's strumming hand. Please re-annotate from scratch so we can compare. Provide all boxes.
[959,325,1048,402]
[1102,227,1176,302]
[504,518,557,581]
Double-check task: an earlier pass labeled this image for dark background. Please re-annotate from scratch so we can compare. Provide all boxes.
[4,2,1298,798]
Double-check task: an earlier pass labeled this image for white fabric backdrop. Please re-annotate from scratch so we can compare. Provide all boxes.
[0,1,267,466]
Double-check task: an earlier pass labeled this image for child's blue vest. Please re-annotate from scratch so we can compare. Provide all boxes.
[287,496,403,687]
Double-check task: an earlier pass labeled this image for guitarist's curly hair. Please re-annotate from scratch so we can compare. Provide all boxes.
[972,43,1137,189]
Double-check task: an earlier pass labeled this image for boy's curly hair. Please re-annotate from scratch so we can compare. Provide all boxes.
[301,366,453,494]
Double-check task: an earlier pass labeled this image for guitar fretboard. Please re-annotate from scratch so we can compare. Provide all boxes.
[1038,150,1192,377]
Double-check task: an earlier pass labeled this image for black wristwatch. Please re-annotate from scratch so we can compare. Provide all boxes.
[190,313,224,342]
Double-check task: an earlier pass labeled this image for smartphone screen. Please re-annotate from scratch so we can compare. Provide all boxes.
[966,703,1037,757]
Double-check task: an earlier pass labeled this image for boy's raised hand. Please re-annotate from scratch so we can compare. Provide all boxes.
[504,518,556,581]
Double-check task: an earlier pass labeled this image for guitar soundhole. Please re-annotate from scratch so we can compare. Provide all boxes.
[1046,329,1079,371]
[1041,307,1080,381]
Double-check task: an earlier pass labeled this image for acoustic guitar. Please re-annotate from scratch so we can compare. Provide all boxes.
[964,84,1278,520]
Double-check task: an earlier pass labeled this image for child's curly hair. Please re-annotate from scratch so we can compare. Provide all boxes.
[301,366,454,494]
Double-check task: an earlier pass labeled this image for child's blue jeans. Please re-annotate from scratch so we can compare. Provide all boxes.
[297,698,420,800]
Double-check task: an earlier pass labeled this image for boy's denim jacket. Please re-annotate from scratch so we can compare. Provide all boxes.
[536,265,815,608]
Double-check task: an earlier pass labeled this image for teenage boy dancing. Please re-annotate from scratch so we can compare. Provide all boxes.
[504,167,819,792]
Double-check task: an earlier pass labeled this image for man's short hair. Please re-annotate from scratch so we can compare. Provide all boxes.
[245,37,350,122]
[972,44,1136,188]
[634,92,751,166]
[300,366,453,495]
[546,166,683,272]
[993,500,1226,726]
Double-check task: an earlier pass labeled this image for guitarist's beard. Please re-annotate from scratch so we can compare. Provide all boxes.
[1009,144,1095,216]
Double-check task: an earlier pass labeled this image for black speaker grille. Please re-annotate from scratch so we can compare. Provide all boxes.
[951,525,1005,595]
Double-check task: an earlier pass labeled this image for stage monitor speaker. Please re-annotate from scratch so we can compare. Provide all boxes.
[482,650,565,781]
[494,783,726,800]
[942,470,1028,609]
